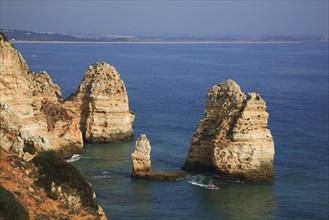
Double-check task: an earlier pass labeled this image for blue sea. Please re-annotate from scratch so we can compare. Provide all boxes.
[15,42,328,220]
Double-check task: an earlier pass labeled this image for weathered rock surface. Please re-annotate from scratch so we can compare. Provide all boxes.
[183,80,275,180]
[131,134,152,172]
[1,32,134,155]
[131,134,186,180]
[65,62,134,143]
[0,32,83,156]
[0,148,108,220]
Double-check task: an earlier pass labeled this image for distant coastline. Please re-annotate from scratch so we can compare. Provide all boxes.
[2,29,327,44]
[11,40,304,44]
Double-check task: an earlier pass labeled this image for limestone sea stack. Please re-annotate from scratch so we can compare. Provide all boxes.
[0,33,83,157]
[131,134,186,181]
[131,134,152,172]
[183,80,275,181]
[65,62,135,143]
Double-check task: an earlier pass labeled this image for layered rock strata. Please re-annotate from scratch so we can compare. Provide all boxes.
[183,80,275,180]
[131,134,186,181]
[65,62,135,143]
[0,33,83,157]
[0,32,135,156]
[131,134,152,172]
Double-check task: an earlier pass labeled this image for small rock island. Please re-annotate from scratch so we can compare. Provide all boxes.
[183,80,275,181]
[131,134,152,172]
[131,134,186,181]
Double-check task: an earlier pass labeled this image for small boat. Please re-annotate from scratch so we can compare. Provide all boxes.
[207,183,219,189]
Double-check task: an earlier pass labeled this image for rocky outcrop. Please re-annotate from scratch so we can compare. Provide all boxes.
[131,134,152,172]
[65,62,135,143]
[0,32,83,157]
[183,80,274,180]
[131,134,186,181]
[1,31,134,155]
[0,148,107,220]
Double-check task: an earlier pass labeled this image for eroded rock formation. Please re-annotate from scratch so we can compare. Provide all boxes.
[65,62,135,143]
[0,32,135,155]
[131,134,152,172]
[131,134,186,180]
[0,33,83,157]
[183,80,275,180]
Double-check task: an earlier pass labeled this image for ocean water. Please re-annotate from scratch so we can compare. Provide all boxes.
[15,42,328,220]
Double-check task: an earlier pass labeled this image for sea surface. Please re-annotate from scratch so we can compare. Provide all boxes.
[15,42,328,220]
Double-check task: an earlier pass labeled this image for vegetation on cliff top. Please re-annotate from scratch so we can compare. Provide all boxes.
[32,150,98,210]
[0,186,29,220]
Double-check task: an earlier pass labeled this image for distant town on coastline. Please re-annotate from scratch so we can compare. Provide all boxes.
[1,29,328,43]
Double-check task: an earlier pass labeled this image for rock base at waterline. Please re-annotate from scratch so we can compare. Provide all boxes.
[132,171,186,181]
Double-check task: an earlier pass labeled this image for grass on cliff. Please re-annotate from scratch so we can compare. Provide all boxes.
[32,150,98,210]
[0,186,29,220]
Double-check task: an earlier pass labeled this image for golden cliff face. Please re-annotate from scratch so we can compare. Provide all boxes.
[65,62,135,143]
[184,80,275,180]
[0,33,83,157]
[0,32,135,155]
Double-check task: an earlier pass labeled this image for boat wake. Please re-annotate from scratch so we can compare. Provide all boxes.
[187,180,209,189]
[187,175,220,190]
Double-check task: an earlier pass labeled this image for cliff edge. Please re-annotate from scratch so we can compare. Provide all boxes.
[0,32,135,155]
[0,32,83,157]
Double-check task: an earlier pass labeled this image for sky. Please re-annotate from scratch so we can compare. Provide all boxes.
[0,0,328,36]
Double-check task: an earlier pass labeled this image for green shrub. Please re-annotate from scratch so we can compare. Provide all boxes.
[0,186,29,220]
[32,150,98,210]
[23,145,36,154]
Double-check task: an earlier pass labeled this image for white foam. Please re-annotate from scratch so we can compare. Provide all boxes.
[66,154,82,163]
[187,180,209,189]
[187,175,220,190]
[92,175,112,179]
[188,181,220,190]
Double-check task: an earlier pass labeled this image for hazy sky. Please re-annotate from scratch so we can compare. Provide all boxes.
[1,0,328,36]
